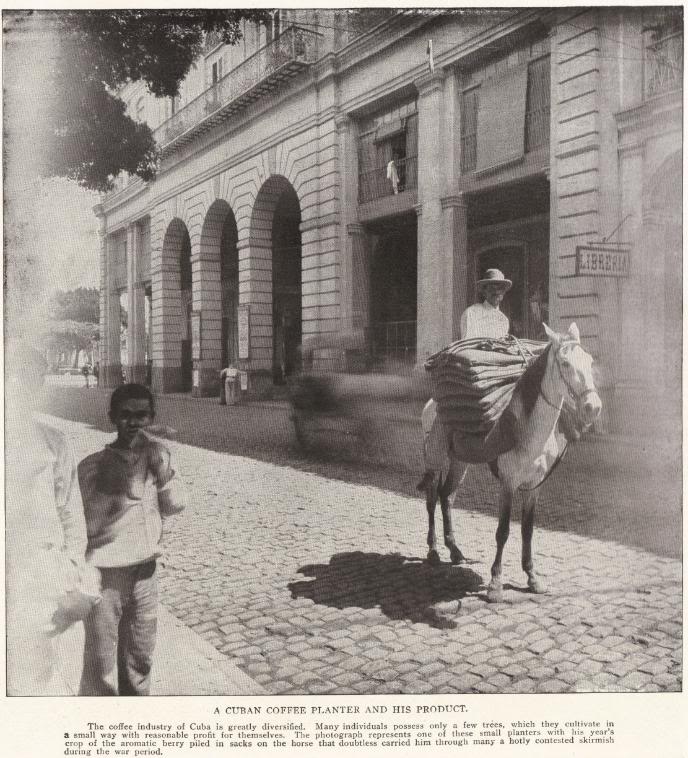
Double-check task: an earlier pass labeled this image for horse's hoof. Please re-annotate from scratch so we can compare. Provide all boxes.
[450,547,466,565]
[528,577,548,594]
[486,583,504,603]
[427,550,441,566]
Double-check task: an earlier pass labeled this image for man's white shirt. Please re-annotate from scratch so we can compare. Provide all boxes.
[460,301,509,340]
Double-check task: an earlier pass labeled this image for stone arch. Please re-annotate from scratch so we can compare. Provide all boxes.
[151,217,192,392]
[245,175,303,387]
[192,198,240,395]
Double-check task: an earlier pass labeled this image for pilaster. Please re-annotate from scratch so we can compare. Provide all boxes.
[95,203,122,388]
[127,223,147,384]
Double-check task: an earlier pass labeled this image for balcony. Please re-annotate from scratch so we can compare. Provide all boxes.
[154,26,319,153]
[644,31,683,99]
[358,155,418,204]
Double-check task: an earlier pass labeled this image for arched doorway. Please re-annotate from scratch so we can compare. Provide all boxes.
[179,228,192,391]
[249,175,303,386]
[157,217,193,393]
[272,187,302,383]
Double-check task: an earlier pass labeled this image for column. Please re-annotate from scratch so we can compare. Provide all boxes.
[237,236,273,397]
[127,223,147,384]
[191,240,223,397]
[335,113,365,347]
[95,204,122,388]
[415,69,465,361]
[347,222,370,338]
[440,193,469,338]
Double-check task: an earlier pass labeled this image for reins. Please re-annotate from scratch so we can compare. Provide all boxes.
[519,341,579,492]
[518,439,569,491]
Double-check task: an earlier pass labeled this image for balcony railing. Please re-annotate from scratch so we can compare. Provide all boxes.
[154,26,319,151]
[358,155,418,204]
[645,31,683,99]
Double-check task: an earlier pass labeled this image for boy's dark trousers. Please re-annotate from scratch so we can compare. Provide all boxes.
[80,560,157,696]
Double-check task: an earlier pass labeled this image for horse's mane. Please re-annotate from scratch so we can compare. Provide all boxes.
[513,344,552,416]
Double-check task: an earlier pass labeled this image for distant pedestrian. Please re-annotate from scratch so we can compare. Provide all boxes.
[81,363,91,388]
[6,346,100,695]
[77,383,186,695]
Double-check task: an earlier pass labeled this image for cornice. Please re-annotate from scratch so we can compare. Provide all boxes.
[441,194,467,210]
[102,101,339,226]
[346,222,366,236]
[616,90,682,140]
[415,70,446,97]
[301,213,340,233]
[335,12,432,73]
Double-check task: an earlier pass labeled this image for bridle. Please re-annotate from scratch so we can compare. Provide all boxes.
[539,341,596,414]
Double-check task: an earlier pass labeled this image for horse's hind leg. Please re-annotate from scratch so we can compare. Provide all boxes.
[487,483,514,603]
[425,474,441,566]
[522,490,547,594]
[440,461,468,564]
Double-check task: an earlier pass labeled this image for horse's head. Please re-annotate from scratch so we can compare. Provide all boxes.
[543,322,602,426]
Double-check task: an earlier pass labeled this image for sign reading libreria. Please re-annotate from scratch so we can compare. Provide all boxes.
[576,245,631,278]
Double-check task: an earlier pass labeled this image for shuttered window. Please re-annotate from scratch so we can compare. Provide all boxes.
[460,87,479,173]
[525,55,550,152]
[476,65,528,171]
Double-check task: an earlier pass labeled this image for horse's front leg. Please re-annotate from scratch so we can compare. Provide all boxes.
[522,490,547,593]
[440,460,468,564]
[487,483,514,603]
[425,473,441,566]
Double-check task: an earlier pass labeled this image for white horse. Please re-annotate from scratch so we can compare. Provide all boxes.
[420,323,602,603]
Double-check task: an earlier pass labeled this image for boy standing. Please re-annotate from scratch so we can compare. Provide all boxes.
[78,384,185,695]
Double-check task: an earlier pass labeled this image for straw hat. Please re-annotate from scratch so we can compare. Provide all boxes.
[477,268,512,291]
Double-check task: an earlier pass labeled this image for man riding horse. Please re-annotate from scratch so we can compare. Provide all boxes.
[419,268,580,493]
[419,269,512,492]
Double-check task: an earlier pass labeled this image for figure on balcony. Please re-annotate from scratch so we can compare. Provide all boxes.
[386,155,400,195]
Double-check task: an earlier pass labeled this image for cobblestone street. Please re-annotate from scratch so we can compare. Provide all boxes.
[46,408,682,696]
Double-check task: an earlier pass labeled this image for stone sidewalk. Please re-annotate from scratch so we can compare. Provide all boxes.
[47,415,682,696]
[58,600,266,696]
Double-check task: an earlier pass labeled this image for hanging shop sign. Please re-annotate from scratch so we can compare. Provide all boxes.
[191,311,202,361]
[238,305,250,359]
[575,245,631,278]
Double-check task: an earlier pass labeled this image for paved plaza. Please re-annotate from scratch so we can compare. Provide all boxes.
[44,406,682,696]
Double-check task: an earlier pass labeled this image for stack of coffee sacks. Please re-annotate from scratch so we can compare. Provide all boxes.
[424,337,548,440]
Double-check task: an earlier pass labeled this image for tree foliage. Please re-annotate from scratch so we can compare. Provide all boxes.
[50,287,100,324]
[16,9,270,192]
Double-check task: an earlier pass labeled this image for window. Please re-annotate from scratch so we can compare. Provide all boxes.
[357,100,418,203]
[265,10,281,44]
[460,38,550,173]
[643,7,683,98]
[460,87,479,173]
[525,55,550,152]
[211,57,223,85]
[135,97,145,123]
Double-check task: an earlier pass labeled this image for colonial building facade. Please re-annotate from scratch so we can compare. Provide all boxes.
[97,7,682,431]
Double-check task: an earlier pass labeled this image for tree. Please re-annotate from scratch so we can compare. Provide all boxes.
[50,287,100,324]
[5,9,271,192]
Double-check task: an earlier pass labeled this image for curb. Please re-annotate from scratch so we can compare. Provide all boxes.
[152,605,267,696]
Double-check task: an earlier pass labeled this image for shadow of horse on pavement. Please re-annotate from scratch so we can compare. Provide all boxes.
[288,551,484,629]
